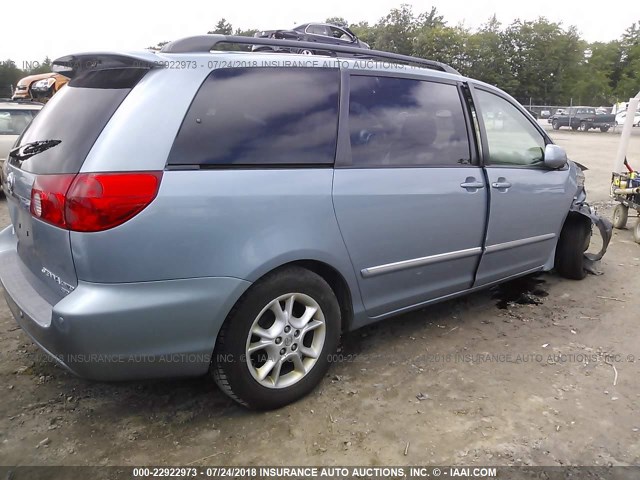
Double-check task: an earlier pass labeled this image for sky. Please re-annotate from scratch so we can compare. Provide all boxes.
[1,0,635,67]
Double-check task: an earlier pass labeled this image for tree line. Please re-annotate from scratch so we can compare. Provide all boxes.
[196,7,640,107]
[2,5,638,106]
[0,58,52,97]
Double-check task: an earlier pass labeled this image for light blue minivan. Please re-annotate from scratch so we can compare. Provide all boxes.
[0,35,611,409]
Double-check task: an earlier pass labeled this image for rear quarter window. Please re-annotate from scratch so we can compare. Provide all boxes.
[168,67,340,167]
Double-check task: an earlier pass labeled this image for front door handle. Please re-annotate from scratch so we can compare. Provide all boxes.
[491,177,512,190]
[460,177,485,192]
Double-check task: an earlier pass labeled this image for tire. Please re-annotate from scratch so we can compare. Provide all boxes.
[600,126,610,133]
[612,204,628,229]
[634,221,640,244]
[299,49,314,55]
[211,266,340,410]
[552,120,560,130]
[555,215,591,280]
[579,121,588,132]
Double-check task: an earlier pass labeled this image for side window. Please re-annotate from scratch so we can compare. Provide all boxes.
[168,68,339,166]
[306,24,330,36]
[330,27,353,41]
[348,75,471,167]
[475,89,545,167]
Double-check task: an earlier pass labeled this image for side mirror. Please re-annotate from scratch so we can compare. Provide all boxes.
[544,144,567,169]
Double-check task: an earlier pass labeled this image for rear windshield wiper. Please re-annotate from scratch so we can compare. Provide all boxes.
[9,140,62,161]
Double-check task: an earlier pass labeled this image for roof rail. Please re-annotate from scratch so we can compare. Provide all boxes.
[160,34,461,75]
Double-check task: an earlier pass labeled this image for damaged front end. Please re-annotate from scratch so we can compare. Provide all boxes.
[571,161,613,267]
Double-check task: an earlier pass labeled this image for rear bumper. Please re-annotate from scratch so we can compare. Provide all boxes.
[0,225,251,380]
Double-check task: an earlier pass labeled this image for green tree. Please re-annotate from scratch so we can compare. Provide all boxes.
[416,6,445,30]
[208,18,233,35]
[372,4,420,54]
[465,16,512,88]
[0,59,23,97]
[235,27,258,37]
[615,21,640,100]
[498,18,583,104]
[413,25,469,72]
[325,17,348,27]
[573,41,619,105]
[25,57,52,75]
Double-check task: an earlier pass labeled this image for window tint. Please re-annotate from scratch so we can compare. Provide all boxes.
[475,90,545,167]
[168,68,339,166]
[0,110,37,136]
[10,68,147,175]
[347,76,470,167]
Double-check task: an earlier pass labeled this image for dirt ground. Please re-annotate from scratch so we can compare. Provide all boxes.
[0,124,639,468]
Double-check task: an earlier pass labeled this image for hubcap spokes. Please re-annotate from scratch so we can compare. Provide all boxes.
[246,293,326,389]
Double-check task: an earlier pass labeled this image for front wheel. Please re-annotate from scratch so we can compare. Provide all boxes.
[634,221,640,244]
[600,126,610,132]
[211,266,340,410]
[579,121,589,132]
[552,119,560,130]
[555,215,591,280]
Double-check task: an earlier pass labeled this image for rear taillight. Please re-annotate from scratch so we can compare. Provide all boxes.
[30,174,75,228]
[30,172,162,232]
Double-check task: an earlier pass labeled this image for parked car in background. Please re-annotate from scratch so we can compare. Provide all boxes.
[614,110,640,127]
[12,72,68,102]
[0,100,43,189]
[548,108,568,124]
[0,37,611,410]
[252,23,370,55]
[551,106,615,132]
[540,109,551,118]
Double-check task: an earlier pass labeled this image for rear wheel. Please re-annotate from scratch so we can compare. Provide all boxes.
[600,126,610,132]
[612,204,628,229]
[211,266,340,410]
[555,215,591,280]
[634,221,640,244]
[552,119,560,130]
[579,121,588,132]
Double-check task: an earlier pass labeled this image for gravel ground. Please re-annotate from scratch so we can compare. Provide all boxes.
[0,124,639,467]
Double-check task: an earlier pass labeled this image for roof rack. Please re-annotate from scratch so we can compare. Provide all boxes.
[160,34,461,75]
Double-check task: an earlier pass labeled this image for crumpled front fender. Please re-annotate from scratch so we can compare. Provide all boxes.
[570,195,612,262]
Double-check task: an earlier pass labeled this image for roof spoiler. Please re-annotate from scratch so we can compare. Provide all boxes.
[52,53,161,79]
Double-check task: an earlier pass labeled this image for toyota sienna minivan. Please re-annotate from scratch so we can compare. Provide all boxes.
[0,35,611,409]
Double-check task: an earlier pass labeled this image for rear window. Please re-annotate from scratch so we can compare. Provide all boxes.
[9,68,147,175]
[168,67,340,167]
